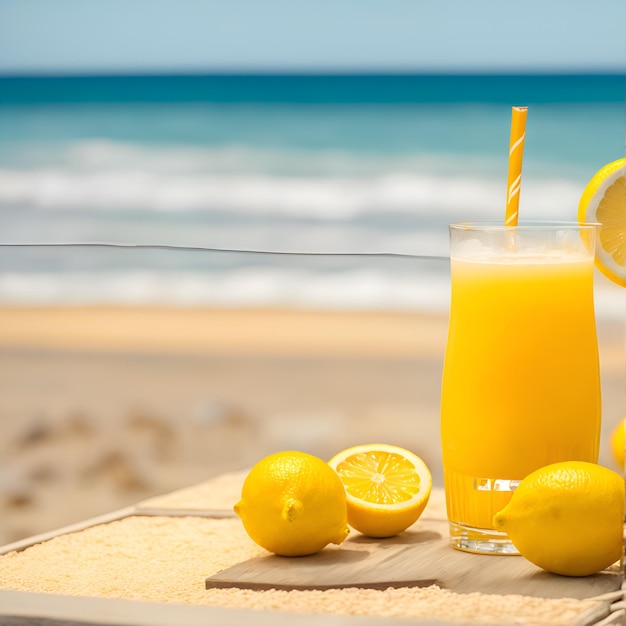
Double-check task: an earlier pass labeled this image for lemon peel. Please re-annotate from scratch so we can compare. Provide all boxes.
[234,450,349,557]
[493,461,624,576]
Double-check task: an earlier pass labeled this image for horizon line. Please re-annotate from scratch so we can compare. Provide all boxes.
[0,68,624,79]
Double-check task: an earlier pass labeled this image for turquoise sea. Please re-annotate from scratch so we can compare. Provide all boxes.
[0,74,624,312]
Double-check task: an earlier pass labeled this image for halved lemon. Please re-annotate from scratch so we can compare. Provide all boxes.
[578,158,626,287]
[328,443,432,537]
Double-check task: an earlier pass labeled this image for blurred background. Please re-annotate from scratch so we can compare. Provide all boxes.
[0,0,624,544]
[0,1,624,308]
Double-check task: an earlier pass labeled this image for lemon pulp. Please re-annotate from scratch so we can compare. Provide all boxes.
[336,450,421,504]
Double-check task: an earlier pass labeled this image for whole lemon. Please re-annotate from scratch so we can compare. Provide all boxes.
[493,461,624,577]
[234,450,349,557]
[610,417,625,470]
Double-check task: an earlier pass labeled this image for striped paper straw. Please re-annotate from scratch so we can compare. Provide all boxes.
[505,106,528,226]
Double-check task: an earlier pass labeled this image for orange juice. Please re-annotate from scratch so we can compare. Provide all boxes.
[440,223,601,553]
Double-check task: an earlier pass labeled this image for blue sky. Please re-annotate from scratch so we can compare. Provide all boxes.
[0,0,625,74]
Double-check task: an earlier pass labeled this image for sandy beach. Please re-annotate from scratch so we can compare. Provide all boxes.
[0,305,623,547]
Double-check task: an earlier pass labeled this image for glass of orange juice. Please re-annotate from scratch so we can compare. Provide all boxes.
[440,221,601,554]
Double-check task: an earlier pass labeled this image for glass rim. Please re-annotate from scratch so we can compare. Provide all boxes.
[449,220,600,231]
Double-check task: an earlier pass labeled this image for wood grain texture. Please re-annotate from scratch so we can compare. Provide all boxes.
[206,520,621,599]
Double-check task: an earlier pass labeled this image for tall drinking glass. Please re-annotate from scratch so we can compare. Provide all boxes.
[440,222,601,554]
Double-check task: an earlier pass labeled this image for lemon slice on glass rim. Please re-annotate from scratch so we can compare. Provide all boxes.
[578,158,626,286]
[328,443,432,538]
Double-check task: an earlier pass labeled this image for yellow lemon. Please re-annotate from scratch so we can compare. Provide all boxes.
[328,443,432,537]
[578,158,626,286]
[493,461,624,576]
[610,416,625,470]
[234,450,349,556]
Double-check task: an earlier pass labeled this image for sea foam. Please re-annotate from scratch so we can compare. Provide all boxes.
[0,140,583,221]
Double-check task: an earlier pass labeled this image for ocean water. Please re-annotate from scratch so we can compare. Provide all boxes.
[0,74,624,313]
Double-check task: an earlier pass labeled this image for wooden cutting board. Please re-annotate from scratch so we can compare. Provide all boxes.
[206,519,621,599]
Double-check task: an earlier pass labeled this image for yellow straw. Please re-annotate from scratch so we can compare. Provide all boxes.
[505,106,528,226]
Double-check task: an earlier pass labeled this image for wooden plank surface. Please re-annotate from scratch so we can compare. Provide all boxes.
[0,589,447,626]
[206,519,621,599]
